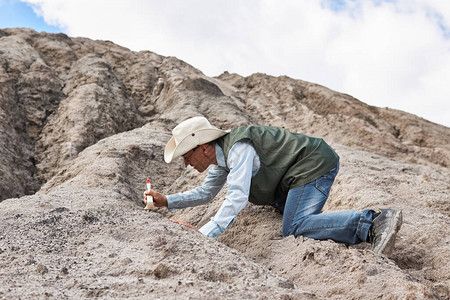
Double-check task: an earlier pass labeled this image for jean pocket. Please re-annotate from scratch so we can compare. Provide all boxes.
[315,172,336,196]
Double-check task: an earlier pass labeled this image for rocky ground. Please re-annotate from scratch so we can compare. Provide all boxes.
[0,28,449,299]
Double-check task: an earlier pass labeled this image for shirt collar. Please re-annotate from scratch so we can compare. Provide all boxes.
[215,143,226,167]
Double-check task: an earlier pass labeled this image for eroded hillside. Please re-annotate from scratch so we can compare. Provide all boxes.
[0,28,449,299]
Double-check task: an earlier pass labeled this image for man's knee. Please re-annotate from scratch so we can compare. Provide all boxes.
[282,217,308,237]
[282,227,291,237]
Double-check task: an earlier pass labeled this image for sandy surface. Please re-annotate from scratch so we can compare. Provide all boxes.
[1,28,449,299]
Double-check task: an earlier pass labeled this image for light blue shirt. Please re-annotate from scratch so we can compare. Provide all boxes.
[166,140,260,238]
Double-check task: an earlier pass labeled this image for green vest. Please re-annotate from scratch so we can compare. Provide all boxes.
[216,126,339,205]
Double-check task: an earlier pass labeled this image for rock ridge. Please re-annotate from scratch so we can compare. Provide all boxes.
[0,28,448,299]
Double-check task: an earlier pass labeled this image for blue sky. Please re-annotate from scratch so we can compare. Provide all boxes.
[1,0,449,127]
[0,0,61,33]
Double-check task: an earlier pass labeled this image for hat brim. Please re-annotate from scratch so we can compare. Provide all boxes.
[164,128,229,163]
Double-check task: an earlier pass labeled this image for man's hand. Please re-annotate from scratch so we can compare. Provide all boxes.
[170,219,200,232]
[143,189,168,207]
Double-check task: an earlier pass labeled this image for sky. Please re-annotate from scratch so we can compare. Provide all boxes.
[1,0,449,127]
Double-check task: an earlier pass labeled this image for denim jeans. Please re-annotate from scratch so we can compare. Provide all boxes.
[281,163,374,245]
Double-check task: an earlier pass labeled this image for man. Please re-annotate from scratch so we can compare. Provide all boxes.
[144,116,403,255]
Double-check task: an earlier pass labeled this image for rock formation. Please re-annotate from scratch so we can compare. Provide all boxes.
[0,28,448,299]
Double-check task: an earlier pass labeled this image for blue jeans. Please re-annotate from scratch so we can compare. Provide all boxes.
[281,163,373,245]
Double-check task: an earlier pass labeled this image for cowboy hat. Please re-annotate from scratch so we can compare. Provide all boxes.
[164,116,230,163]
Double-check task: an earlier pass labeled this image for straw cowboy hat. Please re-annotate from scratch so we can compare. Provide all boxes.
[164,116,230,163]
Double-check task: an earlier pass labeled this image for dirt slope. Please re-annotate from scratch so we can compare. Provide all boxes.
[0,28,449,299]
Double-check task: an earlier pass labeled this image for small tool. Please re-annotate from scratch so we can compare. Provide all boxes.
[144,178,155,210]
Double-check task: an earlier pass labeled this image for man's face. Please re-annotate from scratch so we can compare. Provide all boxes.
[182,144,215,172]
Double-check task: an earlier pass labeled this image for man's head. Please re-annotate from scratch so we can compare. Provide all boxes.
[181,142,217,172]
[164,116,229,165]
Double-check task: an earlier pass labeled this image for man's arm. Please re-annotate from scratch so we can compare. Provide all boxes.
[199,141,259,238]
[166,165,228,210]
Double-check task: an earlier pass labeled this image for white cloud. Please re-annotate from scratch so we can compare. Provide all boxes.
[21,0,450,127]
